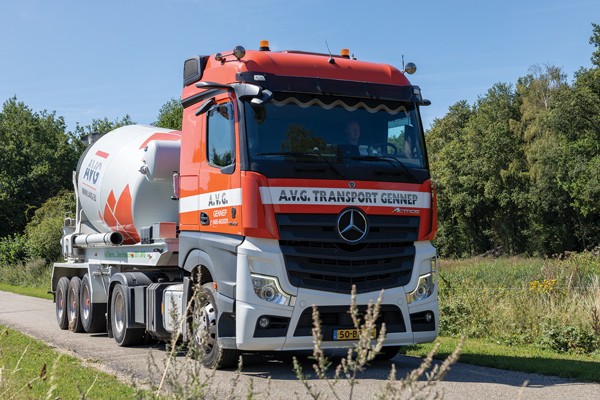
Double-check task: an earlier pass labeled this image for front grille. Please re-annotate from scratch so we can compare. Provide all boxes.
[276,213,419,294]
[293,305,406,338]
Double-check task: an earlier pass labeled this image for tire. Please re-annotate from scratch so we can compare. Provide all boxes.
[375,345,401,361]
[80,274,107,333]
[56,277,71,330]
[111,284,144,346]
[191,283,238,369]
[67,276,84,332]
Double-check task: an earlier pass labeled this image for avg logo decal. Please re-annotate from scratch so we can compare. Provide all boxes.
[98,185,139,244]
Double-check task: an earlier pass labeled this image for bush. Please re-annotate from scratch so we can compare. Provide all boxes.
[24,190,75,263]
[0,234,28,267]
[538,321,599,354]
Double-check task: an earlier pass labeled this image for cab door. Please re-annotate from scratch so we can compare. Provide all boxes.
[198,95,242,235]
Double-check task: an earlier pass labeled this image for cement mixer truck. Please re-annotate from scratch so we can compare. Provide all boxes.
[52,41,439,368]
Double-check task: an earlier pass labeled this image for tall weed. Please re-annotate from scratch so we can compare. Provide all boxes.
[0,259,51,289]
[150,285,460,399]
[437,252,600,354]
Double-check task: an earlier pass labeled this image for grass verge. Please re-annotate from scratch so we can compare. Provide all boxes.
[0,324,145,399]
[0,283,53,300]
[402,336,600,382]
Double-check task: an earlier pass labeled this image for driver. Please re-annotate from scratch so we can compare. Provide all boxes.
[340,121,361,156]
[344,121,361,146]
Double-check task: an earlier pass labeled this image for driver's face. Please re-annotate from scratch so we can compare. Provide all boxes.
[346,122,360,145]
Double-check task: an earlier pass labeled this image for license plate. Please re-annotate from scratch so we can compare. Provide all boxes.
[333,328,376,341]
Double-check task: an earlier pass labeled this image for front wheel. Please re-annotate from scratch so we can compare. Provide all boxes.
[374,345,401,361]
[111,284,144,346]
[191,283,238,369]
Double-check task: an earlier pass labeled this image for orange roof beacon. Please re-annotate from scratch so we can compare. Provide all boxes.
[52,42,438,368]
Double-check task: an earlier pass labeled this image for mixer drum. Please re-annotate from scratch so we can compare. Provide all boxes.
[77,125,182,244]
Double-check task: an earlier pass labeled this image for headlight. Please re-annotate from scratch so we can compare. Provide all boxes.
[251,274,294,306]
[406,257,437,304]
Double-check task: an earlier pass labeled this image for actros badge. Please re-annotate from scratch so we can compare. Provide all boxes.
[337,208,368,243]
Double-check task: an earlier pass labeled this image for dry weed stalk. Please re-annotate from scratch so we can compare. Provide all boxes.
[592,276,600,338]
[294,286,460,400]
[150,280,250,399]
[377,338,462,400]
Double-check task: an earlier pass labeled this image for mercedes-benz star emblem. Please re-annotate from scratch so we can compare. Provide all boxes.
[337,208,368,243]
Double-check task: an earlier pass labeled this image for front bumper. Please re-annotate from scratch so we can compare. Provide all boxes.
[233,239,438,351]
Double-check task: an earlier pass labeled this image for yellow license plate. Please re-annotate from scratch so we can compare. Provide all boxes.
[333,328,376,340]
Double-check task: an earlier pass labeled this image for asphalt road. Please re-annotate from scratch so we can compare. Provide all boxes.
[1,290,599,399]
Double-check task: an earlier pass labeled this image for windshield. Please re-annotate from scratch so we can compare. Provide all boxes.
[244,93,429,183]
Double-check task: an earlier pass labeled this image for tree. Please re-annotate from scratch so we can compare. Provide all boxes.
[428,84,527,256]
[153,98,183,130]
[0,97,82,238]
[73,115,135,138]
[545,63,600,248]
[590,22,600,68]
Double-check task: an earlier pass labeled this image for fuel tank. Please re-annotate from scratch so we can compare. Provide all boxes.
[77,125,182,244]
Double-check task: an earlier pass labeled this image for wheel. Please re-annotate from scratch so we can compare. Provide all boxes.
[141,332,159,346]
[191,283,238,369]
[80,274,107,333]
[56,277,71,330]
[67,276,84,332]
[111,284,144,346]
[373,142,398,154]
[375,345,401,361]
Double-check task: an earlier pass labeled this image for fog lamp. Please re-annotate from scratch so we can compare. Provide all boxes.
[258,316,271,329]
[425,312,433,322]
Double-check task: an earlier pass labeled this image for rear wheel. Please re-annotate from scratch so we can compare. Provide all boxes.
[67,276,84,332]
[191,283,238,369]
[111,284,144,346]
[80,274,106,333]
[55,277,70,330]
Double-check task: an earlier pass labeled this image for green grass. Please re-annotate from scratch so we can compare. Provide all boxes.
[0,324,146,399]
[402,336,600,382]
[0,283,53,300]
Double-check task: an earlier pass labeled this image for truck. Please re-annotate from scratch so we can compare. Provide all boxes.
[52,41,439,369]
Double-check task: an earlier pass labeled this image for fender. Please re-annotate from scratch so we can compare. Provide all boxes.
[182,248,235,311]
[181,248,236,343]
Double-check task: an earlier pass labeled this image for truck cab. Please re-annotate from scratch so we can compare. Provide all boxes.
[177,43,438,366]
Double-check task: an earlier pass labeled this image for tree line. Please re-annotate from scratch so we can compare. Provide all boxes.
[429,23,600,257]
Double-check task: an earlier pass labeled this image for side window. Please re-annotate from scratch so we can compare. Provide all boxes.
[207,102,235,167]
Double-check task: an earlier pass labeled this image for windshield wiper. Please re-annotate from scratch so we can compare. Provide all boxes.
[344,156,418,183]
[256,152,346,179]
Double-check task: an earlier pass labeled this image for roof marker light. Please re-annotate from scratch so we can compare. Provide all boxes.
[259,40,270,51]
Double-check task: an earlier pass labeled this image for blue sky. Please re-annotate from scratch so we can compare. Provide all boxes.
[1,0,598,132]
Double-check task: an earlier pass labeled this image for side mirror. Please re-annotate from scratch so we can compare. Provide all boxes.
[250,90,273,110]
[195,98,216,116]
